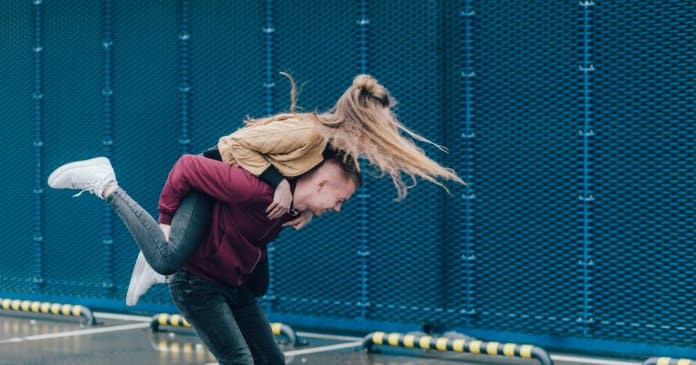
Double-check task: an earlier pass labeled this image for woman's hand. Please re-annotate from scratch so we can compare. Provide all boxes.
[266,179,292,219]
[159,223,171,241]
[283,210,313,230]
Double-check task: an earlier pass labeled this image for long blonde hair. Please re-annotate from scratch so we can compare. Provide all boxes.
[246,73,465,200]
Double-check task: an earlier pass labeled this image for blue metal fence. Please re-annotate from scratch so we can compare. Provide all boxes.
[0,0,694,358]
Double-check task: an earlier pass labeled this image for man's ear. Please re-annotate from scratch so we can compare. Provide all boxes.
[317,179,329,191]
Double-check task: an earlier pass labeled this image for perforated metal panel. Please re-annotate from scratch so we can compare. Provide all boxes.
[591,1,696,346]
[365,0,452,325]
[467,1,580,335]
[1,1,694,358]
[269,0,360,319]
[0,4,34,293]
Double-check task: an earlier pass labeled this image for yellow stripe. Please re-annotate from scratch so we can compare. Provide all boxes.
[452,339,466,352]
[40,302,50,313]
[372,332,385,345]
[388,333,400,346]
[61,305,72,316]
[469,340,482,354]
[11,300,21,310]
[170,314,182,327]
[677,359,692,365]
[436,337,449,351]
[403,334,416,348]
[271,323,282,335]
[520,345,533,358]
[419,336,432,350]
[487,342,500,355]
[657,358,671,365]
[503,343,516,357]
[50,303,61,315]
[158,314,169,326]
[31,302,41,312]
[21,301,31,311]
[2,299,11,309]
[72,306,83,317]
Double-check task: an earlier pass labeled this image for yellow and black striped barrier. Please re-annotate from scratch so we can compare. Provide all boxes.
[150,313,304,346]
[0,298,96,325]
[643,357,696,365]
[363,331,553,365]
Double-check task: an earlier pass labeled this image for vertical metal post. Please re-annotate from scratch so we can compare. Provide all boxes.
[262,0,277,310]
[178,0,192,155]
[578,0,595,335]
[32,0,45,291]
[355,0,371,319]
[101,0,115,295]
[460,0,476,322]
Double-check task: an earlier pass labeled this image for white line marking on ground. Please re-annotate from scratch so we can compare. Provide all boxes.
[94,311,152,322]
[89,313,644,365]
[0,322,150,344]
[296,331,362,341]
[283,341,363,357]
[205,341,363,365]
[552,354,640,365]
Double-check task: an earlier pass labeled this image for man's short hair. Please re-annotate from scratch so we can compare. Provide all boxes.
[323,148,363,188]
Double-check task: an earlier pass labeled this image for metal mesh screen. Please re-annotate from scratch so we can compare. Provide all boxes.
[0,4,35,293]
[365,0,451,325]
[269,0,359,319]
[1,0,694,357]
[591,1,696,346]
[466,1,580,335]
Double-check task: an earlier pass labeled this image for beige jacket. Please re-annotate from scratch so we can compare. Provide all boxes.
[218,117,328,178]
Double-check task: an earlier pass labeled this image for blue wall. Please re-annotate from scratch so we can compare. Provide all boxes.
[1,0,694,359]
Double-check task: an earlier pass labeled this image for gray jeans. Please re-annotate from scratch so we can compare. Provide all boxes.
[106,187,211,275]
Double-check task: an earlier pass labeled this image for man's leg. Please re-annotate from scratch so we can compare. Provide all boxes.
[232,288,285,365]
[169,271,254,365]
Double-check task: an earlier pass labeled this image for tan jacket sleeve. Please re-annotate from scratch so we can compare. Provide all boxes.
[217,119,325,177]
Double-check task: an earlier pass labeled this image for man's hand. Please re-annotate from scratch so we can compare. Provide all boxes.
[283,210,313,230]
[266,179,292,219]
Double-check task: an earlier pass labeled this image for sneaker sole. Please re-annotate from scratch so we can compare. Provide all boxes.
[126,252,148,306]
[47,157,110,188]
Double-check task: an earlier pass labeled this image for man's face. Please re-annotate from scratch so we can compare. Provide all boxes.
[301,176,356,217]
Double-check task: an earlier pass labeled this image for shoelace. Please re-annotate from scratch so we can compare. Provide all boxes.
[71,177,107,198]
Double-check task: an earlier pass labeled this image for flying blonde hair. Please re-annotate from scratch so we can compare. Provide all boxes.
[246,73,465,200]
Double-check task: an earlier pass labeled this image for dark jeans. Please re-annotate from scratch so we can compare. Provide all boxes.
[169,270,285,365]
[106,187,212,275]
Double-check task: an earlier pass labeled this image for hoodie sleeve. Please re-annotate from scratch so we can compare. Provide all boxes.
[158,154,264,224]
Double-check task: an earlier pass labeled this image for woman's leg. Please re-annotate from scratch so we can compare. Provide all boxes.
[47,156,212,275]
[106,187,212,274]
[169,271,255,365]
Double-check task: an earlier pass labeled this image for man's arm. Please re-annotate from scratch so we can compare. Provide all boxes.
[158,154,263,224]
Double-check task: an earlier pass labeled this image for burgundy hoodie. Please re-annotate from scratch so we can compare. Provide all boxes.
[158,154,290,288]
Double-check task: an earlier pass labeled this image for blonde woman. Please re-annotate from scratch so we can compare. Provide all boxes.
[49,74,464,306]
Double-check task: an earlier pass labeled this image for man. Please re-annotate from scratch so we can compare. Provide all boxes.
[48,153,361,364]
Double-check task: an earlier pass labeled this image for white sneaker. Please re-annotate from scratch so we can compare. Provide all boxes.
[47,157,117,199]
[126,251,168,306]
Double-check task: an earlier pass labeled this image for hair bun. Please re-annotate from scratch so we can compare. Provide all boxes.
[353,74,378,92]
[353,74,391,107]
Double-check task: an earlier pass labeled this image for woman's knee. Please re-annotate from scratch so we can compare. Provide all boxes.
[149,259,180,276]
